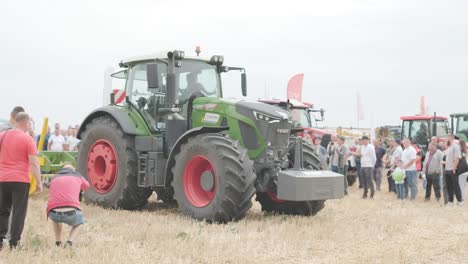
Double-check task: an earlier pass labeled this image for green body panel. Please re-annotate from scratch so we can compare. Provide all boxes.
[120,105,153,136]
[191,97,266,159]
[39,151,78,174]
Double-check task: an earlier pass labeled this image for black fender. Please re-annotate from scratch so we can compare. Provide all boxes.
[163,126,229,187]
[77,106,138,139]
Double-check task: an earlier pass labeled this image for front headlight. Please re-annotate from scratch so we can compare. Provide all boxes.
[254,111,279,122]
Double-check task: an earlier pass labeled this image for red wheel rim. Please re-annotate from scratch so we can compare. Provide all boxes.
[183,155,216,207]
[266,189,286,204]
[87,139,118,194]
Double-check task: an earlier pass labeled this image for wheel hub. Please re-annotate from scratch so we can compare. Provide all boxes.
[200,171,215,191]
[87,139,118,194]
[183,155,216,207]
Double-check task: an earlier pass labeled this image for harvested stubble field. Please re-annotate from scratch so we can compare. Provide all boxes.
[1,181,467,264]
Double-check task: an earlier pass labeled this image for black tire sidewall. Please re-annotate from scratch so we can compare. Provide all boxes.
[173,138,227,219]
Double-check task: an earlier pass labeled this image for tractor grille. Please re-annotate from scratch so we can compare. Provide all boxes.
[263,119,290,148]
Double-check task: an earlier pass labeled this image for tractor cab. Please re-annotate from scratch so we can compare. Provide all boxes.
[450,113,468,141]
[400,115,449,152]
[112,52,244,133]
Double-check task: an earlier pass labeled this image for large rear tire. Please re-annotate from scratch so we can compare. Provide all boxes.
[257,138,325,216]
[172,133,255,222]
[77,115,153,210]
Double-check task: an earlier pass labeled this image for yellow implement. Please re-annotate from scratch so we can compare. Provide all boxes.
[29,117,48,194]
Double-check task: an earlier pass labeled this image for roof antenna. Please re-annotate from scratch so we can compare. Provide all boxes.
[195,46,201,56]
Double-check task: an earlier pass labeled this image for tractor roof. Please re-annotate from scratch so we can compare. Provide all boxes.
[400,115,448,121]
[258,99,313,109]
[450,113,468,117]
[121,51,210,66]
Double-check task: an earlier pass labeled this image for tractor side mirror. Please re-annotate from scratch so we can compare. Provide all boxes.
[147,63,160,92]
[241,72,247,97]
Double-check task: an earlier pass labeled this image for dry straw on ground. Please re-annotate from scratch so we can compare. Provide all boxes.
[1,180,467,264]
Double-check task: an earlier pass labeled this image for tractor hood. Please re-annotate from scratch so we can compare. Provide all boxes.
[235,100,290,120]
[193,97,291,120]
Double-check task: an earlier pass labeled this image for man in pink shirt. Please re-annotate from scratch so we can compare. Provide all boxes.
[47,164,89,247]
[0,112,42,250]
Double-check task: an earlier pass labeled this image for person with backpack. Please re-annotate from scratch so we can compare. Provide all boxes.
[457,140,468,201]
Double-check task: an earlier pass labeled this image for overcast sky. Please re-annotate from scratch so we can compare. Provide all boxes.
[1,0,467,132]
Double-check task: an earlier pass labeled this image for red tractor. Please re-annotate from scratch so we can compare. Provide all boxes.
[258,99,333,148]
[400,114,450,171]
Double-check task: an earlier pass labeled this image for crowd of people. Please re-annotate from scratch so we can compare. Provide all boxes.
[38,123,81,152]
[0,106,88,250]
[313,133,468,205]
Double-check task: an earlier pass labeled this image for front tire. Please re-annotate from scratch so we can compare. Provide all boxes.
[172,133,256,222]
[77,115,153,209]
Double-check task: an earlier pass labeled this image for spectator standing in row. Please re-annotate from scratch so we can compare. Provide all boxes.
[327,135,338,168]
[401,138,418,200]
[385,138,402,193]
[458,140,468,201]
[65,127,80,151]
[0,106,25,132]
[444,134,463,205]
[313,136,328,170]
[330,136,350,195]
[373,139,386,192]
[0,112,43,249]
[36,126,51,151]
[351,136,376,199]
[351,138,363,188]
[423,142,443,202]
[48,123,65,151]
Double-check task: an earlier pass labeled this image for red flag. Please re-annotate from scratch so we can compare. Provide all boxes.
[287,74,304,101]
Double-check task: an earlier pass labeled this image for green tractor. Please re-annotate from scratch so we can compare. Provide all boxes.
[451,113,468,141]
[77,50,343,222]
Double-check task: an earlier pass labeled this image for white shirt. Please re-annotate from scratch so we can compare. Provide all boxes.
[401,145,417,171]
[48,134,65,151]
[66,136,80,151]
[391,146,403,166]
[446,143,461,171]
[360,144,376,168]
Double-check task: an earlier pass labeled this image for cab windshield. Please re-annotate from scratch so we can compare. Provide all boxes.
[124,59,222,131]
[456,116,468,134]
[291,108,314,128]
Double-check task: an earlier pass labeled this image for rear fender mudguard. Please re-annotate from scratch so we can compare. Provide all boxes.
[77,106,139,139]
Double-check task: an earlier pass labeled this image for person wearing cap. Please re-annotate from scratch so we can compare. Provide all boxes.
[313,136,328,170]
[47,164,89,247]
[351,136,376,198]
